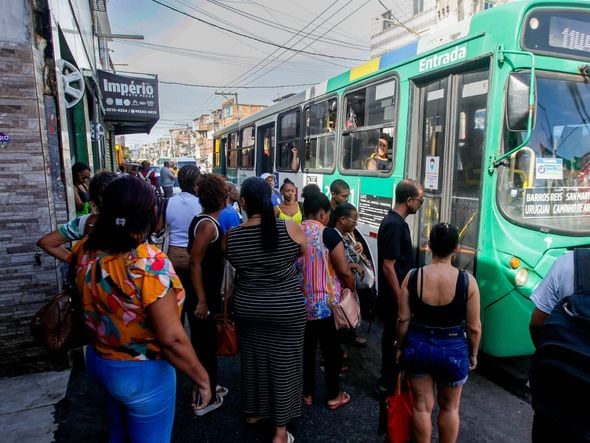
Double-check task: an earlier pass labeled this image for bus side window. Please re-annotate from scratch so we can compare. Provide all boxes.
[341,76,396,174]
[342,135,363,169]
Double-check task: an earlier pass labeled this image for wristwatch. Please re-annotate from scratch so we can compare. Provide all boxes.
[394,340,402,350]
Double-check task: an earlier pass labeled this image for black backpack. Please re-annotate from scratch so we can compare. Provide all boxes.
[529,248,590,440]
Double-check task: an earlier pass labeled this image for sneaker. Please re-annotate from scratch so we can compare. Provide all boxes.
[216,385,229,397]
[194,393,223,417]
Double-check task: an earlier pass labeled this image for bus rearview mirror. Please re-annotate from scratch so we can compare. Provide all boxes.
[506,73,535,132]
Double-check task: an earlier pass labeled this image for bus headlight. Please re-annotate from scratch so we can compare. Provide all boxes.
[515,268,529,286]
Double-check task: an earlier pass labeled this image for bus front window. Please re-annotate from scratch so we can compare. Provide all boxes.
[498,73,590,234]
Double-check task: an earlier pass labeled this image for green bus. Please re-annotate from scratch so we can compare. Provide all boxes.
[213,0,590,357]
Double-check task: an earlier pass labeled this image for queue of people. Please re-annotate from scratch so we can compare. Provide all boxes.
[38,165,485,443]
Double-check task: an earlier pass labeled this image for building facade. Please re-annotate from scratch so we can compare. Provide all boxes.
[0,0,158,375]
[370,0,510,57]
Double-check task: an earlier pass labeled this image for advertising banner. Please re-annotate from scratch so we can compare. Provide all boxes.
[98,70,159,132]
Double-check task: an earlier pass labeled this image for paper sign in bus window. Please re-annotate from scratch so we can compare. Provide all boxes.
[536,157,563,180]
[425,156,440,190]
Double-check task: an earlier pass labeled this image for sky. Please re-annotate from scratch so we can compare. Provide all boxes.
[105,0,400,146]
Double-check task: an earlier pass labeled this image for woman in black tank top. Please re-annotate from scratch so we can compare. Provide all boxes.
[187,174,228,416]
[395,223,481,443]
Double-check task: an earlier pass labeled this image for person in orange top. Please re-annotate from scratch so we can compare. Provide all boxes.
[72,176,211,442]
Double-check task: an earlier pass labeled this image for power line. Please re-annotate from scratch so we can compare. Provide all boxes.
[206,0,369,51]
[159,80,316,88]
[374,0,421,38]
[243,0,372,87]
[250,0,369,47]
[117,40,341,74]
[151,0,366,61]
[376,0,389,13]
[225,0,347,88]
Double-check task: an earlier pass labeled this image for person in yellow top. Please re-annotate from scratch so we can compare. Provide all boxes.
[275,178,303,224]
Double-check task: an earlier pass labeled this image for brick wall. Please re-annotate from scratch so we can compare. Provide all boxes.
[0,41,69,375]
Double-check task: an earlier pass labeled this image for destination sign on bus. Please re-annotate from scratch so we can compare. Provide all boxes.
[522,187,590,218]
[523,10,590,60]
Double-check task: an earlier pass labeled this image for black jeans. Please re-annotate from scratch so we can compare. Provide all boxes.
[303,317,342,401]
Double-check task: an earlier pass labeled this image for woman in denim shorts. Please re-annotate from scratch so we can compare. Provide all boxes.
[396,223,481,443]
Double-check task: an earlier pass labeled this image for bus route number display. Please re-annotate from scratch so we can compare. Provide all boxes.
[523,10,590,61]
[358,193,392,227]
[523,187,590,218]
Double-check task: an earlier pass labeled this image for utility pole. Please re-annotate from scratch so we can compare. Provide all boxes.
[214,91,239,122]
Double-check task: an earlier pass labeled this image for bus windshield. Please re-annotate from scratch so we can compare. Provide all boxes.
[498,72,590,235]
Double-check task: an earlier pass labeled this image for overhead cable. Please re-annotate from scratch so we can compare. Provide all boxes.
[159,80,316,88]
[151,0,366,61]
[206,0,369,51]
[243,0,372,86]
[225,0,347,88]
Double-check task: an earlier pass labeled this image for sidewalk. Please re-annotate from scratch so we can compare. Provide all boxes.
[0,370,70,443]
[2,320,533,442]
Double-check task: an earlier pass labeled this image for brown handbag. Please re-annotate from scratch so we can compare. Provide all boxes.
[214,264,239,356]
[30,254,88,352]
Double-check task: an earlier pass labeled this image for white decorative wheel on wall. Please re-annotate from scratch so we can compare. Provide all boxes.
[58,59,85,109]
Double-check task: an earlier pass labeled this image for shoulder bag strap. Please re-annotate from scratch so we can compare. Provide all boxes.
[408,268,418,300]
[462,270,469,301]
[419,267,424,300]
[574,248,590,295]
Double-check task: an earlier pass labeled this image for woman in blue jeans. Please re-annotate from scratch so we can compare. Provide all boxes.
[73,176,211,442]
[395,223,481,443]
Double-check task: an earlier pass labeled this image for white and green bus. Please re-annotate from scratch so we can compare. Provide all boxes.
[213,0,590,357]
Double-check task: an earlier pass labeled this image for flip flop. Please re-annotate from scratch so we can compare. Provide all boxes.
[327,392,351,410]
[216,385,229,397]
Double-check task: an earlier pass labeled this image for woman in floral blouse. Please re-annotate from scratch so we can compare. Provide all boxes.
[72,176,211,442]
[299,190,355,410]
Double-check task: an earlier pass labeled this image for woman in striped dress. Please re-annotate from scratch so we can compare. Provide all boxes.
[225,177,307,443]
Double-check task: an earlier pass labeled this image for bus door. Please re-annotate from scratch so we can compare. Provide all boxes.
[256,122,275,176]
[213,136,226,176]
[226,131,238,183]
[412,67,489,272]
[238,125,256,186]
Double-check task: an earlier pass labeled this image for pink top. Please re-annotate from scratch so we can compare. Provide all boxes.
[299,220,341,321]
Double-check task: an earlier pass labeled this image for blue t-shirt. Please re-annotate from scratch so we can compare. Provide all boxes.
[218,204,242,234]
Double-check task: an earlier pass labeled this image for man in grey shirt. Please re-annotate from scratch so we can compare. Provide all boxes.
[529,251,574,345]
[160,161,176,198]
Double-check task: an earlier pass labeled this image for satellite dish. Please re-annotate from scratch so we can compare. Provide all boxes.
[58,59,85,109]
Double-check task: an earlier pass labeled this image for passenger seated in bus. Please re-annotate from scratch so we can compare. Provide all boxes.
[367,133,392,171]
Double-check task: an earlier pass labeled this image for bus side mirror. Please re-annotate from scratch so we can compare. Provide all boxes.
[506,73,535,132]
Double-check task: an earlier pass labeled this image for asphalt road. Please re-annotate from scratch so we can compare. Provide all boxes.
[54,320,533,442]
